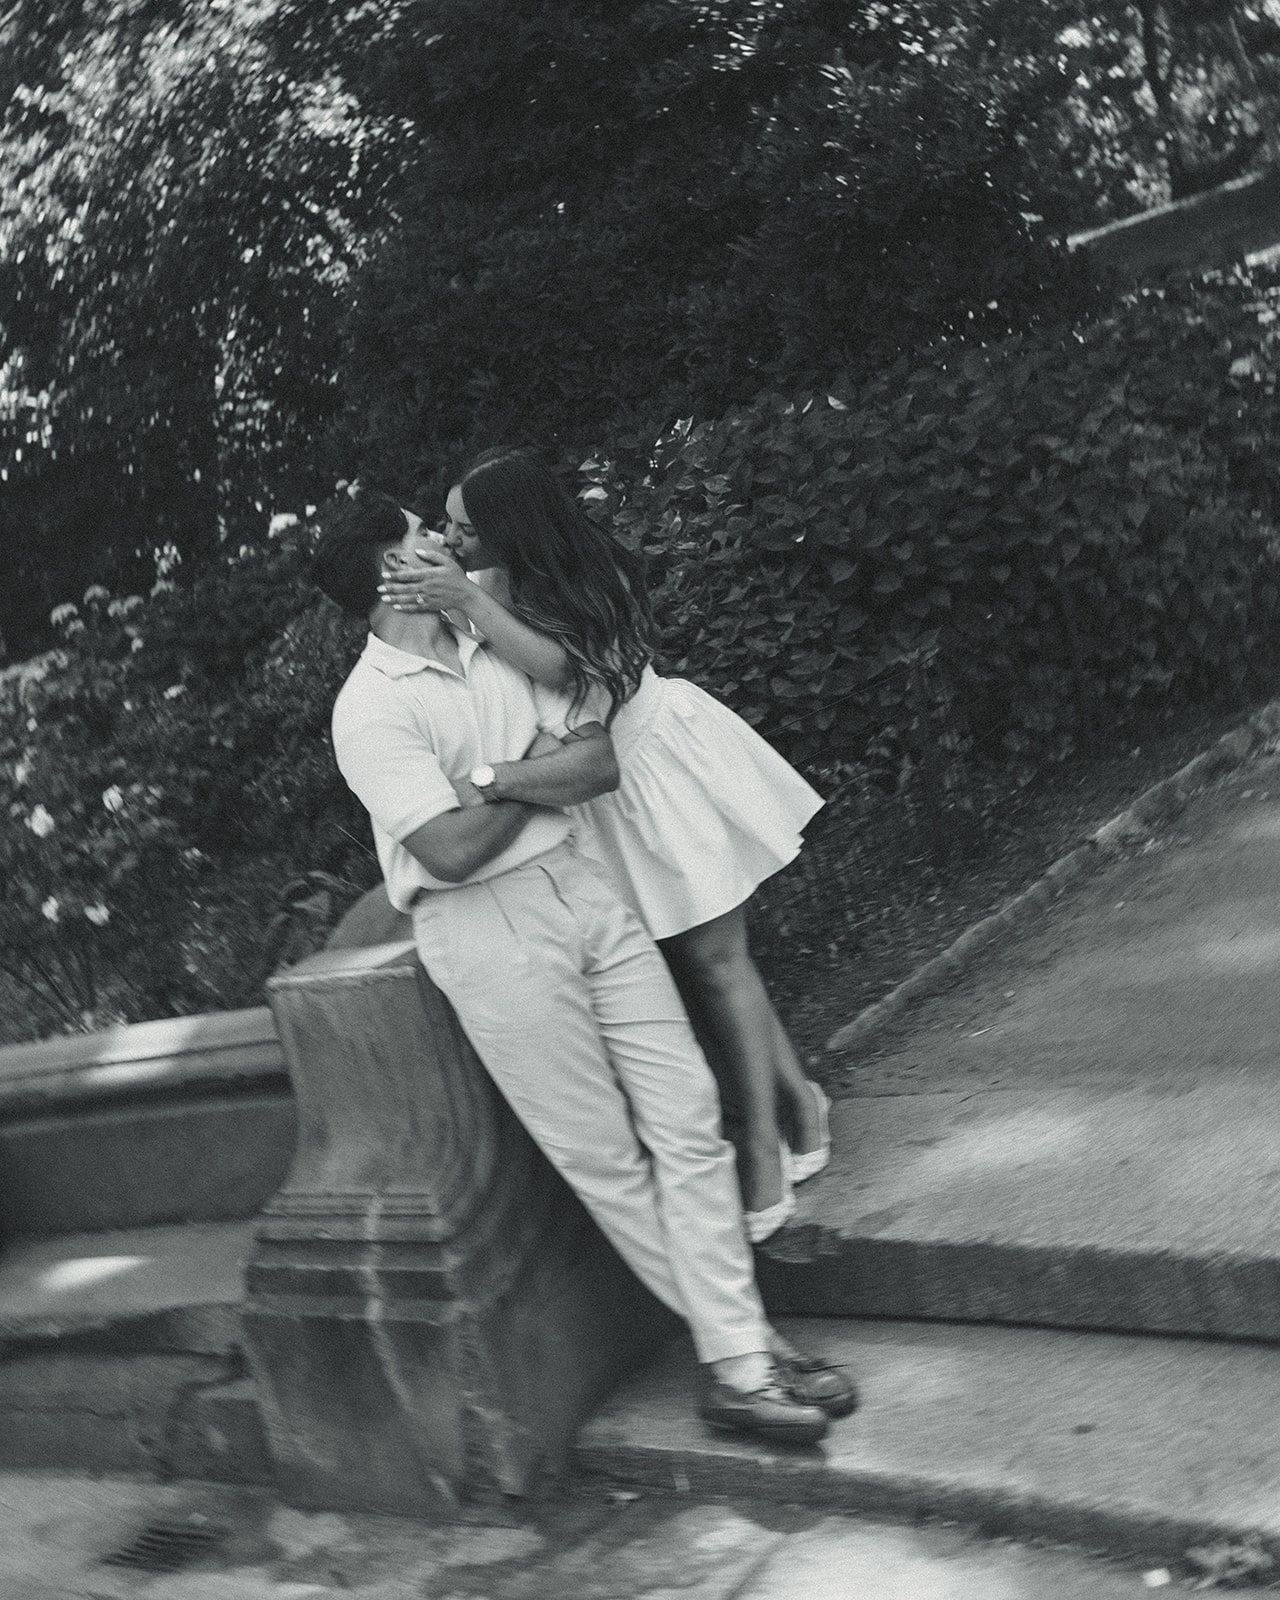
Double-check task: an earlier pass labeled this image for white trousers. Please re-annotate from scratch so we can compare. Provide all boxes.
[411,843,770,1363]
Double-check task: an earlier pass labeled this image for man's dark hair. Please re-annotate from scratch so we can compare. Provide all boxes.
[312,489,408,615]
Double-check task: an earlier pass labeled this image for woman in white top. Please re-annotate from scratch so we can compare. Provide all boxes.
[379,447,830,1241]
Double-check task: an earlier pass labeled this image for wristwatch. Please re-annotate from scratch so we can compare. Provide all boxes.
[469,764,499,801]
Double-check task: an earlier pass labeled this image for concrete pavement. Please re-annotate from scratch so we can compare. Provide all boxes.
[0,1468,1178,1598]
[756,743,1280,1337]
[578,1316,1280,1561]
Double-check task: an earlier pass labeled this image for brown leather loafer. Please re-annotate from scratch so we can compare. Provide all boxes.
[699,1374,829,1445]
[775,1351,858,1419]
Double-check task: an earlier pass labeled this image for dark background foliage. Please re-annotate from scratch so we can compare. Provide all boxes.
[6,0,1280,1037]
[13,0,1280,654]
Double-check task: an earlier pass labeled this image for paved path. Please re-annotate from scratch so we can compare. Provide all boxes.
[753,747,1280,1339]
[0,1469,1173,1599]
[833,747,1280,1100]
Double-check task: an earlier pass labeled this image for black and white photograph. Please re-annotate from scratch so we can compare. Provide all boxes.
[3,3,1280,1594]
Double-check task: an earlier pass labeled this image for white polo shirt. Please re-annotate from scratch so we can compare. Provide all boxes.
[332,630,576,909]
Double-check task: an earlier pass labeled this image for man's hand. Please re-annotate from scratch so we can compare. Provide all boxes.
[450,774,486,809]
[523,730,565,760]
[378,545,477,615]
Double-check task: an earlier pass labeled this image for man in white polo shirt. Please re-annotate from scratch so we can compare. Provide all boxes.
[314,488,852,1444]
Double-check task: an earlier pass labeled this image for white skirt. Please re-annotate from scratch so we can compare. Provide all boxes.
[567,667,823,941]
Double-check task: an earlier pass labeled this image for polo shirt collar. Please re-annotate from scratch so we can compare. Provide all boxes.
[361,628,482,679]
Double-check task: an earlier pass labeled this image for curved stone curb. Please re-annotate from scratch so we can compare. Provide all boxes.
[825,698,1280,1055]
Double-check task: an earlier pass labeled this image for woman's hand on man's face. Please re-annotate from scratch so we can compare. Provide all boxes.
[378,544,475,614]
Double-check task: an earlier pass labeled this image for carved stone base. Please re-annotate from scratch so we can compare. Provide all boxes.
[241,941,678,1514]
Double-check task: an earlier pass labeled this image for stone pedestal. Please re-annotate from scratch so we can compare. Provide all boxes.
[240,940,678,1514]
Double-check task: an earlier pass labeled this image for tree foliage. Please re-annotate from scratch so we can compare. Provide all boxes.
[6,0,1280,660]
[0,0,397,655]
[278,0,1096,490]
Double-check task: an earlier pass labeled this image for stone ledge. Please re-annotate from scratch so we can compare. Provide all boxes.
[169,1376,275,1484]
[0,1012,294,1237]
[0,1222,270,1484]
[0,1007,285,1117]
[0,1352,242,1476]
[1066,165,1280,273]
[242,939,680,1512]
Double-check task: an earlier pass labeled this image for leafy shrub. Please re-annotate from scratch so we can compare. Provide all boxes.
[599,269,1280,774]
[1,631,204,1033]
[0,527,377,1038]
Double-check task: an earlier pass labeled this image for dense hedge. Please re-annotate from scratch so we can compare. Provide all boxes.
[595,269,1280,771]
[5,267,1280,1038]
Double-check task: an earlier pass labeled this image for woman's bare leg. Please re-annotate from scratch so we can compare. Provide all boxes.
[768,1008,823,1156]
[659,906,788,1215]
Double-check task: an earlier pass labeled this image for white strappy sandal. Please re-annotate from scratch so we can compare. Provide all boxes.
[785,1081,832,1185]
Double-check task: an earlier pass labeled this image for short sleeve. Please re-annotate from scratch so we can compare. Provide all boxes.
[331,695,458,842]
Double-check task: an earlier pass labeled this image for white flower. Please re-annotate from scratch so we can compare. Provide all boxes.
[26,717,37,732]
[102,785,125,813]
[268,512,299,535]
[163,683,186,700]
[13,760,29,785]
[107,595,144,618]
[131,637,144,652]
[49,602,78,626]
[27,804,55,837]
[83,903,110,926]
[83,584,110,605]
[40,896,59,922]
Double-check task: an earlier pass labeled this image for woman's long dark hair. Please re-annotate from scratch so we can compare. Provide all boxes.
[457,447,656,723]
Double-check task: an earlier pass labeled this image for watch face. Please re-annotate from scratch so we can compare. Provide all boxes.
[471,765,496,788]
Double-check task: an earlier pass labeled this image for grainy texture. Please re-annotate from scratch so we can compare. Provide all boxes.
[756,699,1266,1064]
